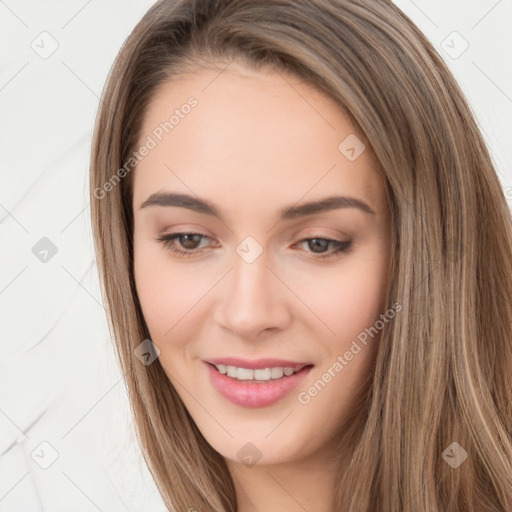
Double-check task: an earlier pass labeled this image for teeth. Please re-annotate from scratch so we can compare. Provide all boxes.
[271,367,284,379]
[254,368,272,380]
[237,367,254,380]
[214,364,300,381]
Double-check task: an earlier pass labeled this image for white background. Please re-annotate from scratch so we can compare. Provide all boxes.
[1,1,511,511]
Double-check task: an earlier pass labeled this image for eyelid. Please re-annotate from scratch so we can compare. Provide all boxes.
[155,229,352,260]
[156,227,348,245]
[158,224,215,238]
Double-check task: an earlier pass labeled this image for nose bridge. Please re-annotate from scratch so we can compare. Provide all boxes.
[233,250,271,304]
[215,243,289,336]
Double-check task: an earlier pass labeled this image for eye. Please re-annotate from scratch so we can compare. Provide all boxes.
[155,232,352,260]
[155,232,214,258]
[293,236,352,259]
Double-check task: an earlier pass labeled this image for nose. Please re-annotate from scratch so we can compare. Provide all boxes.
[213,250,291,338]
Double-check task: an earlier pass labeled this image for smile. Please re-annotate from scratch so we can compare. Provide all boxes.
[205,362,314,408]
[212,363,307,381]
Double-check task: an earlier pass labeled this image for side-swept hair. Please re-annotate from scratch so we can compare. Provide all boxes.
[89,1,512,510]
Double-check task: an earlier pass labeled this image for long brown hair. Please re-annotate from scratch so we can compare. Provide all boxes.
[89,1,512,510]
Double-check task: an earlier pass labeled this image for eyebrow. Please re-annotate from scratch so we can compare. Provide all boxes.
[139,191,376,221]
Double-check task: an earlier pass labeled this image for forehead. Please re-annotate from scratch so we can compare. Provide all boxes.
[132,63,386,218]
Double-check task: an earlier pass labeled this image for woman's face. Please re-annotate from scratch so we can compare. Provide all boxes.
[132,62,391,467]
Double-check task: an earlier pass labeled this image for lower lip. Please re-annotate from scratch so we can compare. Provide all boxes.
[205,362,313,408]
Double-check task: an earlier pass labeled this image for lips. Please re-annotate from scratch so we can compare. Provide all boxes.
[203,357,311,371]
[205,361,313,408]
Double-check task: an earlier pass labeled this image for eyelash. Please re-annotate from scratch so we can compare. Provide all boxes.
[155,232,352,260]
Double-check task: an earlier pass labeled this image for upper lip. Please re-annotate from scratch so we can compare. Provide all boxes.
[204,357,312,371]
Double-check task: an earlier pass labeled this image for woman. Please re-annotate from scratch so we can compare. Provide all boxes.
[89,0,512,510]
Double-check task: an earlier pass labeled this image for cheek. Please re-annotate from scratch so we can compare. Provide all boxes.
[133,252,204,385]
[133,241,223,346]
[134,241,191,338]
[292,253,389,343]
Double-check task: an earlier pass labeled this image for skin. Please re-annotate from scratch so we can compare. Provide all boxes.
[132,61,391,512]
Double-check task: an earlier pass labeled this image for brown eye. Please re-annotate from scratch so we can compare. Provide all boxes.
[156,232,212,258]
[177,234,203,250]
